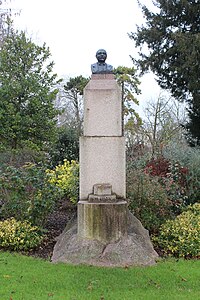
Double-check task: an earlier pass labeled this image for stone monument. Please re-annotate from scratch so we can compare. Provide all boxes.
[51,50,158,266]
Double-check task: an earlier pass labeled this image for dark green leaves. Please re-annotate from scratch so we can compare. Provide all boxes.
[0,30,60,150]
[130,0,200,144]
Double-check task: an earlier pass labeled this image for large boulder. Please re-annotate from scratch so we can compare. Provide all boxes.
[51,211,158,267]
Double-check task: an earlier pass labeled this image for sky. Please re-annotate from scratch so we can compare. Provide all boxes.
[6,0,162,111]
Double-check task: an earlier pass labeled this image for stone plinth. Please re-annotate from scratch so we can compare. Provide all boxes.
[78,200,127,243]
[83,74,122,136]
[79,136,126,200]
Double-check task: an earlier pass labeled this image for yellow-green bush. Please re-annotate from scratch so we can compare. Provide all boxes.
[0,218,43,251]
[154,203,200,258]
[46,159,79,203]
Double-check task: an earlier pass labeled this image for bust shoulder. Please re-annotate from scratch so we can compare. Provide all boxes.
[106,64,113,72]
[91,63,99,74]
[91,62,113,74]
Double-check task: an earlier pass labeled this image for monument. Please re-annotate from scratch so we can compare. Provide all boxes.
[51,50,158,266]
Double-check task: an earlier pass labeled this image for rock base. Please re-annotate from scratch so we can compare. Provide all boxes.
[51,211,158,267]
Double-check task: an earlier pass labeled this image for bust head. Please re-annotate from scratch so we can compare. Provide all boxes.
[96,49,107,63]
[91,49,113,74]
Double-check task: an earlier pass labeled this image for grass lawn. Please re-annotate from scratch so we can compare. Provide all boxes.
[0,251,199,300]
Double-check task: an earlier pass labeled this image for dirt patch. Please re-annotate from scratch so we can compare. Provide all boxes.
[28,199,77,260]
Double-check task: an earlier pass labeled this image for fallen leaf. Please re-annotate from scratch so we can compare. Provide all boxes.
[124,265,129,269]
[87,284,93,291]
[48,292,54,297]
[180,276,187,282]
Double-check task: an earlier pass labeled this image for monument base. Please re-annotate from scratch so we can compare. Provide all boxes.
[51,211,158,267]
[78,200,127,243]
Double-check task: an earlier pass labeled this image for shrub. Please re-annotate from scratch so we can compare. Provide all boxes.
[49,126,79,167]
[0,163,60,227]
[144,156,170,177]
[164,141,200,203]
[0,218,43,251]
[0,148,47,169]
[127,169,174,233]
[46,159,79,204]
[154,203,200,258]
[145,157,189,214]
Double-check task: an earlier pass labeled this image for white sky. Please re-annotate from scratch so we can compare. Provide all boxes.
[7,0,162,111]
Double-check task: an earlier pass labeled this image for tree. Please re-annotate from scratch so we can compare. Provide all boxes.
[186,100,200,146]
[0,30,60,150]
[114,66,141,134]
[52,75,89,164]
[0,0,13,45]
[142,94,187,157]
[49,125,79,167]
[63,76,89,135]
[129,0,200,143]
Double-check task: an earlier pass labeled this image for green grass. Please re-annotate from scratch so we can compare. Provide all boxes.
[0,252,199,300]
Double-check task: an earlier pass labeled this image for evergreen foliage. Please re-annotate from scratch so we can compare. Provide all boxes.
[130,0,200,144]
[46,159,79,204]
[49,126,79,167]
[0,163,60,227]
[154,203,200,258]
[0,30,60,150]
[0,218,43,251]
[114,66,141,131]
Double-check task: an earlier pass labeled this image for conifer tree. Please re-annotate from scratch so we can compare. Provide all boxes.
[130,0,200,144]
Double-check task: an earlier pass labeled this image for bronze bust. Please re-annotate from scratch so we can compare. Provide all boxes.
[91,49,113,74]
